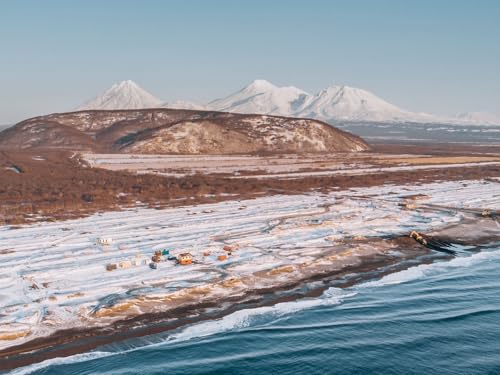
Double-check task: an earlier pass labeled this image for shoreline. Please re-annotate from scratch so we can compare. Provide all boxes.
[0,238,446,371]
[1,179,499,370]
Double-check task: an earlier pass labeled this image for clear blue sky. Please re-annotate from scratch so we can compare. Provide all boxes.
[1,0,499,123]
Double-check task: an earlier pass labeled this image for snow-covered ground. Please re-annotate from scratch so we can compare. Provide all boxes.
[83,153,372,176]
[232,161,500,179]
[83,153,500,178]
[0,179,499,349]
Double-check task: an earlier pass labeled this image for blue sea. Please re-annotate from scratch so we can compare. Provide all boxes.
[335,122,500,145]
[11,242,500,375]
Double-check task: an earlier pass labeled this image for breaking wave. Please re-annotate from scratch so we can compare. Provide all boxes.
[9,352,113,375]
[360,248,500,288]
[8,287,355,374]
[169,287,356,343]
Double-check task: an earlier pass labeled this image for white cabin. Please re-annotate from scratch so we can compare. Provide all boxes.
[98,237,113,246]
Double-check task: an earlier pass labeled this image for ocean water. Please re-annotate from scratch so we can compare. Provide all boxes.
[334,122,500,145]
[11,242,500,375]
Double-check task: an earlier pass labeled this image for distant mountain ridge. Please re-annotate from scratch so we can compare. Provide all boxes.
[75,80,500,126]
[453,112,500,126]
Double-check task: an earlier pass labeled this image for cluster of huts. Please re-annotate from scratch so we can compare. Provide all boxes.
[149,249,189,269]
[99,237,239,272]
[105,256,148,271]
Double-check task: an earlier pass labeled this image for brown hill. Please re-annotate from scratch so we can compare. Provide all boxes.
[0,120,96,151]
[0,109,370,154]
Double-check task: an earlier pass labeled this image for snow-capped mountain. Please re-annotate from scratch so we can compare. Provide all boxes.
[77,80,162,111]
[295,85,439,123]
[453,112,500,126]
[76,79,499,125]
[205,80,442,123]
[208,79,310,116]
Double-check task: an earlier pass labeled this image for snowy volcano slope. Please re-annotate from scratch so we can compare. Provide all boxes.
[75,80,500,125]
[208,82,500,125]
[77,80,163,110]
[207,81,438,123]
[0,179,499,349]
[296,85,440,123]
[208,79,310,116]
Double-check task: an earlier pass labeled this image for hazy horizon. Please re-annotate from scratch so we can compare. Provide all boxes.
[1,0,500,124]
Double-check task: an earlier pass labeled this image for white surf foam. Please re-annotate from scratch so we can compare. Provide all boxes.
[7,287,356,374]
[169,287,356,343]
[9,351,113,375]
[360,248,500,288]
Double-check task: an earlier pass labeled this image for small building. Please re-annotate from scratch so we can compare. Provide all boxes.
[98,237,113,246]
[151,250,163,263]
[131,256,148,267]
[119,260,132,269]
[223,244,238,252]
[178,253,193,265]
[308,219,322,225]
[106,263,118,271]
[218,254,228,261]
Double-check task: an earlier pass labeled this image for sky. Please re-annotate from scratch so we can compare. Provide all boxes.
[0,0,499,124]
